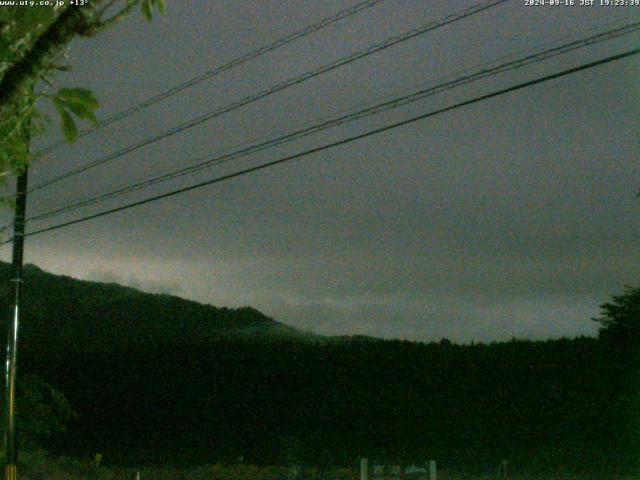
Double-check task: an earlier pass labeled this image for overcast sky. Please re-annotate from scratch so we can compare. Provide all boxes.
[1,0,638,343]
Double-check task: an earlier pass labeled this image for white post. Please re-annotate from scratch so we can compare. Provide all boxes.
[428,460,436,480]
[135,471,140,480]
[360,458,368,480]
[501,460,508,478]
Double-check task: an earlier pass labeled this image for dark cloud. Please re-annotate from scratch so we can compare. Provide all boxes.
[2,0,637,342]
[87,268,183,296]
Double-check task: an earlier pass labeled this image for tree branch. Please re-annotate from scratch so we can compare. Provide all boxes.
[0,1,106,114]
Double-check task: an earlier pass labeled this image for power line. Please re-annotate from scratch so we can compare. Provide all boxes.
[36,0,389,156]
[29,0,511,194]
[47,14,637,212]
[21,20,640,226]
[7,48,637,244]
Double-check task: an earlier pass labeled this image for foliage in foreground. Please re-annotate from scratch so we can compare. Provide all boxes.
[0,1,166,178]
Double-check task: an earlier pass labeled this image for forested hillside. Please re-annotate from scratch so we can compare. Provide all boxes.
[0,263,637,475]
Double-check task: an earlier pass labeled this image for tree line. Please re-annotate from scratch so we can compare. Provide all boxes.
[0,263,637,475]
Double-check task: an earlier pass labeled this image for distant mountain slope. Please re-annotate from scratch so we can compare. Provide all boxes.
[0,262,309,352]
[0,262,634,475]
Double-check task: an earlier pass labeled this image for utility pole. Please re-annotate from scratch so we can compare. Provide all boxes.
[4,166,29,480]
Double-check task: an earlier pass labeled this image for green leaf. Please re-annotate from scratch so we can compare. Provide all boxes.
[0,9,12,23]
[155,0,166,15]
[60,108,78,143]
[61,100,98,126]
[142,0,153,21]
[57,88,98,110]
[53,98,78,143]
[52,96,66,117]
[53,88,99,129]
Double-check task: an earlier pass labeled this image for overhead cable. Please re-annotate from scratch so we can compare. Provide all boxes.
[36,0,389,156]
[29,0,511,193]
[22,20,640,226]
[6,48,636,244]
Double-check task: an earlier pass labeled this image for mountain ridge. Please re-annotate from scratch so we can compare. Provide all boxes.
[0,261,634,473]
[0,261,314,350]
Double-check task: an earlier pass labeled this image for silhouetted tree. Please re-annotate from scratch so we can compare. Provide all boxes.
[593,285,640,355]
